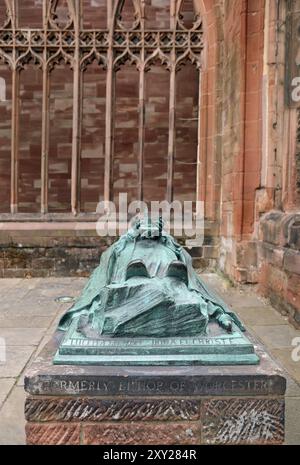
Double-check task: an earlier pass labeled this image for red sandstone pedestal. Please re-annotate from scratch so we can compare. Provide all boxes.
[24,332,286,445]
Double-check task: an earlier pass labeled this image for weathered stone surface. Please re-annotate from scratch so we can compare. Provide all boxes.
[192,258,211,270]
[258,256,300,328]
[184,246,203,257]
[259,211,285,246]
[0,236,218,277]
[202,398,285,445]
[26,423,80,445]
[82,422,201,445]
[25,398,200,423]
[202,246,219,259]
[257,212,300,327]
[258,242,284,268]
[283,250,300,275]
[236,241,258,268]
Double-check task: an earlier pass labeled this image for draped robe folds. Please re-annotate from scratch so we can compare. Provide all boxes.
[58,232,244,336]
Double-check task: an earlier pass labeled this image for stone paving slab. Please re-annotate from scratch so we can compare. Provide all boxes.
[0,378,15,407]
[0,386,26,445]
[0,346,36,378]
[16,331,56,389]
[285,397,300,445]
[2,298,62,315]
[221,294,266,308]
[3,284,38,301]
[271,348,300,384]
[251,324,300,349]
[0,315,53,328]
[235,307,289,326]
[0,279,23,291]
[0,328,46,346]
[286,378,300,397]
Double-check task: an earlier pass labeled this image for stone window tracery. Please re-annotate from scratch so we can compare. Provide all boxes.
[0,0,203,214]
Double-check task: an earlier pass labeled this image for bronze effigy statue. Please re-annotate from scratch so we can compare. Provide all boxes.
[54,217,258,366]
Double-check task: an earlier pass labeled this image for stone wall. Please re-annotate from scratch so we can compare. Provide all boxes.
[258,211,300,329]
[0,221,219,278]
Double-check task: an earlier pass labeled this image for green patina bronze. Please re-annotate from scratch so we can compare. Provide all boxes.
[54,217,259,366]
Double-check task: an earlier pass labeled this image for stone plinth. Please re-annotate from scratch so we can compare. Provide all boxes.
[24,332,286,445]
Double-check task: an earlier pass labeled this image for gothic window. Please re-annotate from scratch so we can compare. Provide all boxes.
[0,0,203,214]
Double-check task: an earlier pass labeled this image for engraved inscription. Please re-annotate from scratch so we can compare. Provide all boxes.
[67,336,245,348]
[36,377,276,396]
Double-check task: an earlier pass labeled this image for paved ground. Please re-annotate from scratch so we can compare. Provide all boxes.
[0,274,299,445]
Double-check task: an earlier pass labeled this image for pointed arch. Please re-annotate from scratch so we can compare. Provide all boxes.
[144,48,170,71]
[47,0,74,30]
[175,48,203,71]
[80,49,106,72]
[15,48,43,71]
[0,48,13,69]
[47,48,73,72]
[176,0,202,31]
[113,47,140,71]
[113,0,142,30]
